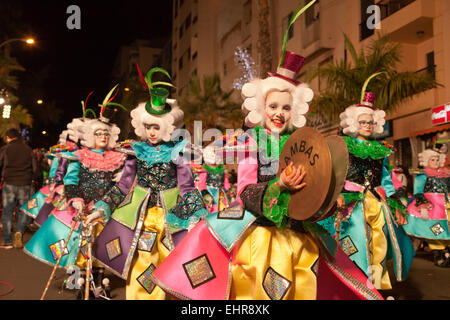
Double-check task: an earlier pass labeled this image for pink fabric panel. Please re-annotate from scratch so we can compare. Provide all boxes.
[407,193,447,220]
[197,171,207,191]
[391,172,403,190]
[237,136,258,207]
[344,181,364,192]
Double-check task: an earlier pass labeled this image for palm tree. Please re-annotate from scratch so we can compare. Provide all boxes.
[257,0,272,77]
[180,73,242,139]
[0,55,25,104]
[307,33,440,123]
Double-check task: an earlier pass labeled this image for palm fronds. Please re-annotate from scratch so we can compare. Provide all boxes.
[309,33,441,123]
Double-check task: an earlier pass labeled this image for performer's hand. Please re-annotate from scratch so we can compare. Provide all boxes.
[83,210,105,226]
[71,200,84,214]
[279,162,307,192]
[395,208,407,225]
[337,195,346,209]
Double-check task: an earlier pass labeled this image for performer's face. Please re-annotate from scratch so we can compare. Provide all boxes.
[144,123,162,144]
[93,129,110,149]
[427,155,440,169]
[357,113,375,139]
[264,91,292,134]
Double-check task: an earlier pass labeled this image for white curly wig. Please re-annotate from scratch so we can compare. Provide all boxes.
[241,76,313,130]
[130,98,184,142]
[79,118,121,149]
[339,105,386,138]
[418,149,445,168]
[64,117,88,145]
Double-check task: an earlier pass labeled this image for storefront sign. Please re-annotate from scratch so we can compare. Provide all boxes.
[431,103,450,125]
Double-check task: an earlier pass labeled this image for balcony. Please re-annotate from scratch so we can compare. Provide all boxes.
[379,0,434,44]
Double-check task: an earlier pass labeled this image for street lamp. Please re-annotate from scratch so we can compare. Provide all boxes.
[37,99,43,104]
[0,38,36,49]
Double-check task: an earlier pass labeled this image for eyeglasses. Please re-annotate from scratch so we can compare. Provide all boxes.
[94,132,110,137]
[359,120,376,127]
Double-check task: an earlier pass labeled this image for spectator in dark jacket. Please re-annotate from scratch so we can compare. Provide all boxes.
[0,128,38,249]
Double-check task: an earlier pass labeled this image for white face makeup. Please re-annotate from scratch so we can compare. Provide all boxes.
[357,113,375,139]
[427,155,440,169]
[264,91,293,134]
[93,129,110,150]
[144,123,162,144]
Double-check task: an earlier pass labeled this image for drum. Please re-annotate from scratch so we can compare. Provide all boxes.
[277,127,348,222]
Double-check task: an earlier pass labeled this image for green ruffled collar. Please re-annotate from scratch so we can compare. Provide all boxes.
[344,136,393,160]
[204,164,224,174]
[253,126,291,158]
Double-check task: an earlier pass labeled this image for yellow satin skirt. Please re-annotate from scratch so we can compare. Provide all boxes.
[230,225,319,300]
[75,223,104,270]
[126,206,170,300]
[428,239,450,250]
[363,191,391,290]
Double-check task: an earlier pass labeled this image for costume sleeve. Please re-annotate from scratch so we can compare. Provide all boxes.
[236,135,290,227]
[63,156,82,202]
[93,156,137,221]
[382,159,408,217]
[413,174,429,207]
[165,151,208,230]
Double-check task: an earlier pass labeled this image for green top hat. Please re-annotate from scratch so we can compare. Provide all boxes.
[138,66,175,115]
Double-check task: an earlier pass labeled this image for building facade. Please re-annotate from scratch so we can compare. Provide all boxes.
[171,0,450,171]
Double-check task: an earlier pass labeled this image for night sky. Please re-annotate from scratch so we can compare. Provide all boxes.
[2,0,172,147]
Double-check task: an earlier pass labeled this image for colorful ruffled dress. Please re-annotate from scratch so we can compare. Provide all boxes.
[150,127,383,300]
[23,147,128,270]
[91,140,209,300]
[197,164,231,213]
[319,137,415,290]
[21,143,78,226]
[404,168,450,246]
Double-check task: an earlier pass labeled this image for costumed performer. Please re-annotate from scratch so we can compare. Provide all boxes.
[91,67,208,300]
[318,73,415,291]
[404,148,450,267]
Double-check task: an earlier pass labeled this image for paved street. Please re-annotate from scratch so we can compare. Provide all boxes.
[0,229,449,300]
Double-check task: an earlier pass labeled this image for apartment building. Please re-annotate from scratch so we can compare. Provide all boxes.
[171,0,450,169]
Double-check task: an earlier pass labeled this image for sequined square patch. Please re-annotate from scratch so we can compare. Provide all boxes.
[160,234,172,252]
[136,263,156,295]
[27,198,38,210]
[49,240,69,261]
[105,238,122,261]
[262,267,291,300]
[340,236,358,257]
[217,206,245,220]
[431,223,445,236]
[183,254,216,289]
[138,231,157,252]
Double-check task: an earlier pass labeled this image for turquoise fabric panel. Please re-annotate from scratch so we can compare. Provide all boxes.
[48,158,60,179]
[20,189,47,218]
[204,207,257,252]
[92,200,111,222]
[413,174,427,195]
[63,152,80,186]
[381,158,396,197]
[132,140,188,164]
[23,215,81,268]
[337,201,370,275]
[403,214,450,240]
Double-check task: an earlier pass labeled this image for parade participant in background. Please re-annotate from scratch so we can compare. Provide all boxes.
[149,2,383,301]
[197,145,232,213]
[24,87,131,299]
[318,73,415,291]
[404,148,450,267]
[21,120,81,227]
[91,67,208,300]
